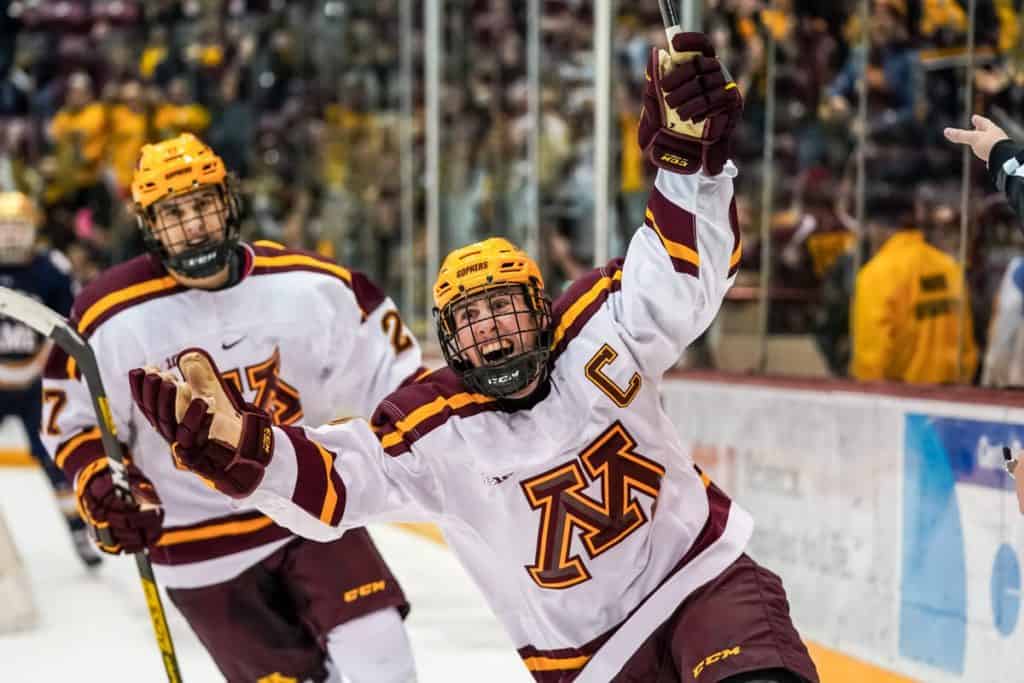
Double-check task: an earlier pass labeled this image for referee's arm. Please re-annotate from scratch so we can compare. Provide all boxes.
[990,138,1024,221]
[944,114,1024,220]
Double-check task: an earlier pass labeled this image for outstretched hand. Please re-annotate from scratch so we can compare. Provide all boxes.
[944,114,1009,164]
[128,348,274,498]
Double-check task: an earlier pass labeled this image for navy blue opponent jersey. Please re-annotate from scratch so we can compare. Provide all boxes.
[0,251,74,388]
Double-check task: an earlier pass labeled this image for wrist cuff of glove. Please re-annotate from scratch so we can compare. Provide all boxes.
[238,410,274,467]
[644,136,703,174]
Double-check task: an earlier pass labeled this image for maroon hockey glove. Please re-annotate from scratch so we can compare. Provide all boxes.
[129,349,274,499]
[75,458,163,555]
[638,32,743,175]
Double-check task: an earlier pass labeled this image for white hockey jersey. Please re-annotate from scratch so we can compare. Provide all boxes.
[245,169,751,681]
[41,242,421,588]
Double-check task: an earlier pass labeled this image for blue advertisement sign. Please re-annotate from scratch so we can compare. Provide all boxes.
[901,414,1022,675]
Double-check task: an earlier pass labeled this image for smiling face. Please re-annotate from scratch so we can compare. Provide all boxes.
[445,284,548,399]
[151,185,228,257]
[452,287,539,365]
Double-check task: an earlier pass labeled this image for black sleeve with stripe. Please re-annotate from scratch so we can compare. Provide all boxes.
[990,139,1024,227]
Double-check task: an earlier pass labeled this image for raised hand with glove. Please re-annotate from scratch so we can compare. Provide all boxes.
[639,31,743,176]
[75,456,163,555]
[128,348,274,499]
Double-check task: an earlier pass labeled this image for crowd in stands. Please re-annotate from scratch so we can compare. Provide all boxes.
[2,0,1023,385]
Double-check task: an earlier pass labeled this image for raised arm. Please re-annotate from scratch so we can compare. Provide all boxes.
[617,32,742,377]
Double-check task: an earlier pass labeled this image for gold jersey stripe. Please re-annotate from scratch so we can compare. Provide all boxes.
[253,254,352,285]
[380,392,494,450]
[645,208,700,268]
[730,243,742,270]
[551,270,623,349]
[55,427,101,469]
[78,275,179,334]
[156,515,275,546]
[522,655,591,672]
[314,440,340,524]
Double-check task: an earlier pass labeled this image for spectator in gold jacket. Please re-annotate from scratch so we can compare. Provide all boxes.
[46,71,108,204]
[106,79,150,197]
[850,190,978,384]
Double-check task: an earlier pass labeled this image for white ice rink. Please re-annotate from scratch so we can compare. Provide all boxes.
[0,466,531,682]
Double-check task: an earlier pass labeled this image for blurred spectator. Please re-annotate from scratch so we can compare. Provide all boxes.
[45,70,111,232]
[106,78,149,196]
[825,0,918,139]
[850,188,978,384]
[153,75,210,138]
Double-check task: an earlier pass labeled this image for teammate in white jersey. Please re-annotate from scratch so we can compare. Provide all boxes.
[130,35,819,682]
[41,133,420,683]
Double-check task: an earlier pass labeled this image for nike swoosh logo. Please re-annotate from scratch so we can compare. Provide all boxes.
[221,336,247,350]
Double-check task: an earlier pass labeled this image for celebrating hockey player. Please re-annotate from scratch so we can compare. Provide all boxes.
[130,34,819,683]
[41,134,420,682]
[0,192,101,568]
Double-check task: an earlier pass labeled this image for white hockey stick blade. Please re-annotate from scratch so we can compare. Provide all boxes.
[0,509,39,633]
[0,286,66,338]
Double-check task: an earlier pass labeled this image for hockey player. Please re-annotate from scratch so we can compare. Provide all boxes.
[41,134,419,682]
[130,35,819,683]
[0,192,101,568]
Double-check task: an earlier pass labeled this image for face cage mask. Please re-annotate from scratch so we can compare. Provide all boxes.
[140,185,240,279]
[436,283,553,399]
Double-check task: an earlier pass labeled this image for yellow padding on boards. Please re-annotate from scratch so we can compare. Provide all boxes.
[0,449,32,467]
[394,523,920,682]
[804,642,917,683]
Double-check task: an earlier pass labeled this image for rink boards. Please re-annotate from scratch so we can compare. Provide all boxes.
[663,372,1024,682]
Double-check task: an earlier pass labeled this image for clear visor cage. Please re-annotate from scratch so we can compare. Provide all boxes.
[436,282,552,398]
[0,219,36,264]
[140,184,239,278]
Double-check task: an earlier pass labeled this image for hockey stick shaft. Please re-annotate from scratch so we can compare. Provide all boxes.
[0,287,183,682]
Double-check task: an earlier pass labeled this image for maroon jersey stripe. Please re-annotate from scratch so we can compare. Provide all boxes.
[249,246,385,317]
[280,425,347,526]
[550,261,624,361]
[727,197,742,277]
[149,510,292,565]
[72,254,185,339]
[374,384,497,457]
[42,343,79,380]
[645,185,700,277]
[53,429,105,481]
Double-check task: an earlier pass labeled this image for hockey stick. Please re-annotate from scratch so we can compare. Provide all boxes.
[0,286,183,682]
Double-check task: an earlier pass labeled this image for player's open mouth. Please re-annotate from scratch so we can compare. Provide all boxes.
[481,339,514,363]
